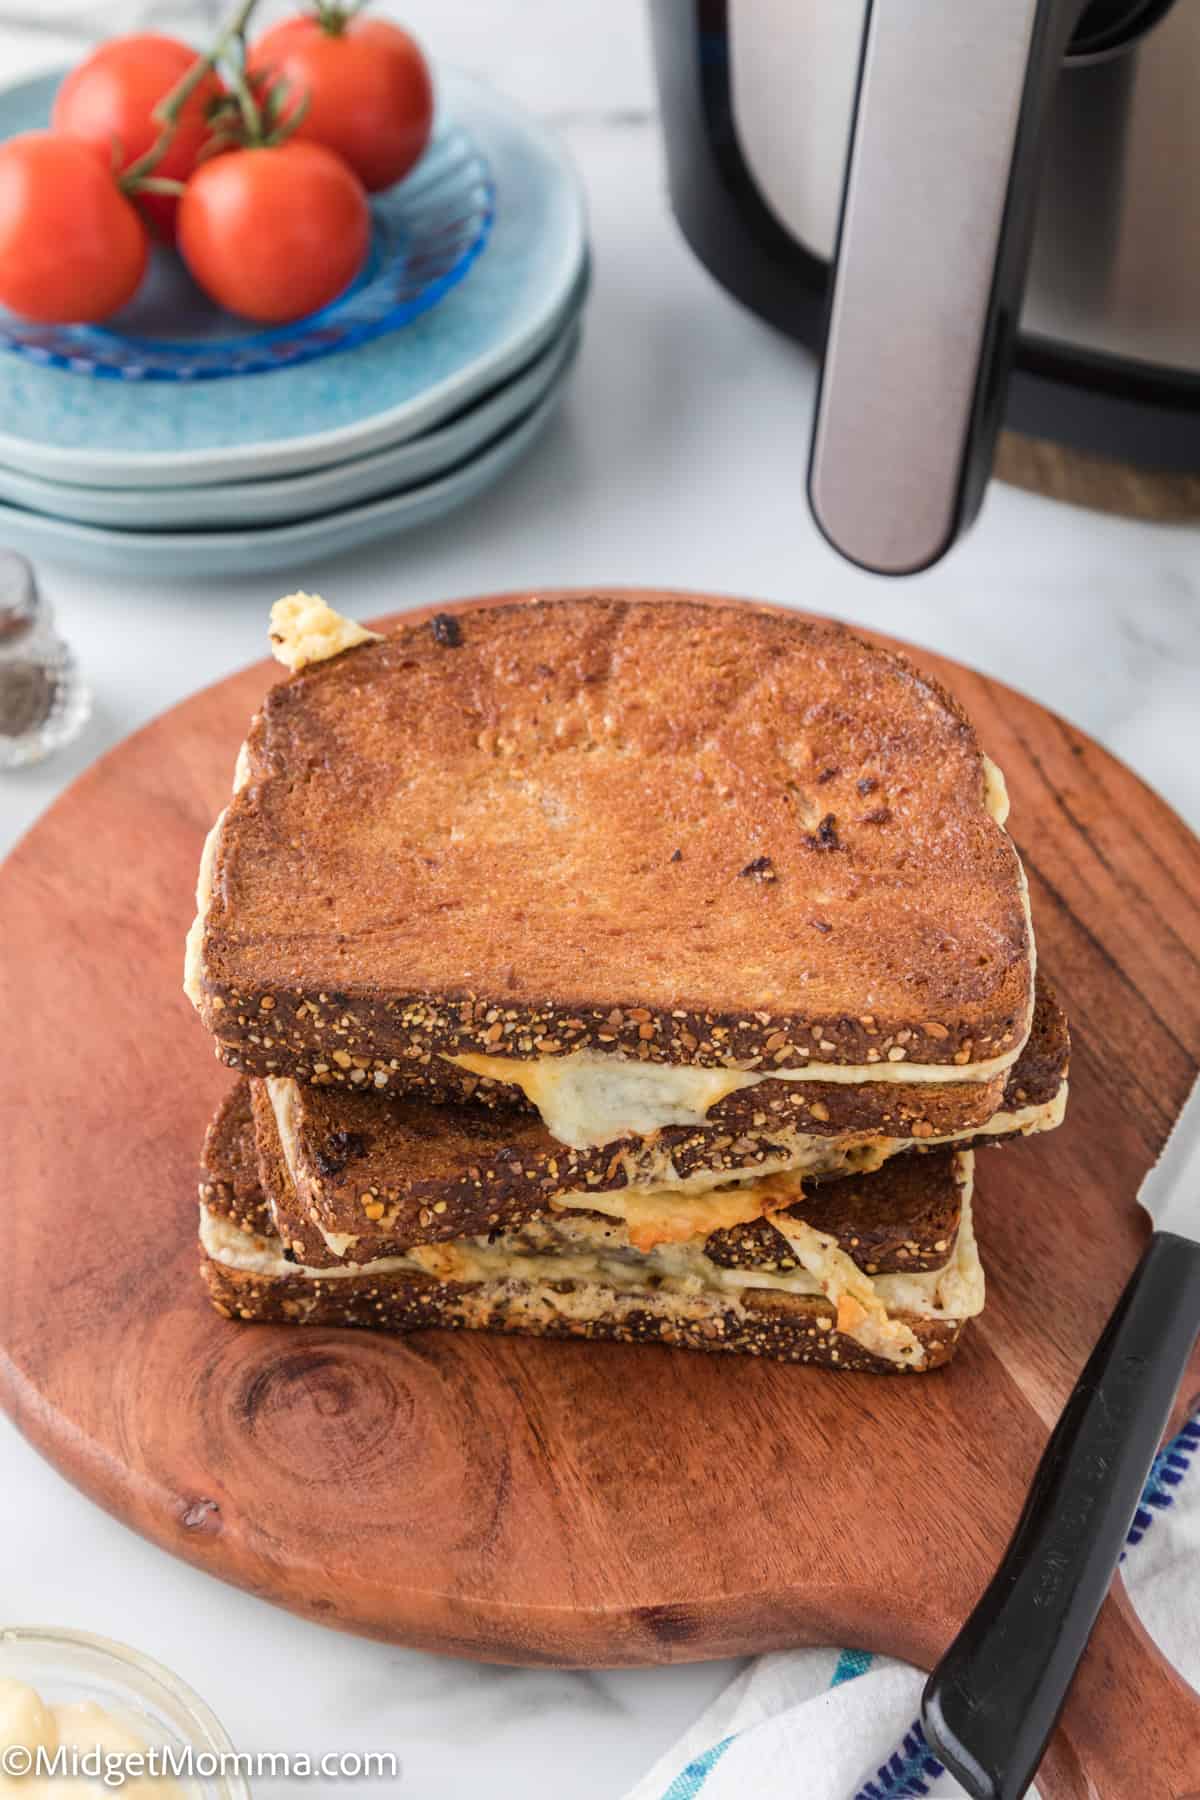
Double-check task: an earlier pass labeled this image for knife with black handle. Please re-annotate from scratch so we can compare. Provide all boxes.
[922,1074,1200,1800]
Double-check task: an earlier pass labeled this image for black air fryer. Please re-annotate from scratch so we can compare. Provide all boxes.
[650,0,1200,573]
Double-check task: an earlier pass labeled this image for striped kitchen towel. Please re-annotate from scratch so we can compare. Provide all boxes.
[625,1410,1200,1800]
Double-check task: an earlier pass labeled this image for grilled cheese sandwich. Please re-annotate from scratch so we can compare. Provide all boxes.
[200,1153,980,1370]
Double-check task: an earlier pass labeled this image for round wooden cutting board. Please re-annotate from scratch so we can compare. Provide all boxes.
[2,590,1199,1798]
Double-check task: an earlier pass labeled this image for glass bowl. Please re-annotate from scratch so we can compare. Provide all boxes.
[0,1626,249,1797]
[0,125,494,383]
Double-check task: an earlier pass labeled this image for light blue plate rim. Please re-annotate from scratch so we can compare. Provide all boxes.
[0,67,587,488]
[0,372,569,578]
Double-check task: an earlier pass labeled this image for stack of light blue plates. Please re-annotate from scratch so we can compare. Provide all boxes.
[0,68,587,578]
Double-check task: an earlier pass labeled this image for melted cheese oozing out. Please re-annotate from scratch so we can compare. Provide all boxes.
[964,1079,1067,1142]
[268,591,380,673]
[182,806,225,1008]
[450,1052,761,1147]
[551,1169,808,1251]
[981,753,1010,827]
[268,1075,302,1176]
[183,743,252,1010]
[448,1041,1012,1150]
[767,1217,926,1367]
[266,1058,1061,1261]
[200,1152,983,1371]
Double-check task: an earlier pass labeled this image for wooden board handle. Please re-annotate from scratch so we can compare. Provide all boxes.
[1040,1583,1200,1800]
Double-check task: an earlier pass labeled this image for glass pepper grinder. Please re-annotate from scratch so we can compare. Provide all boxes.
[0,550,90,770]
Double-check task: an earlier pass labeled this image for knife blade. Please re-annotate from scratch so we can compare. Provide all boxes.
[1139,1071,1200,1240]
[922,1072,1200,1800]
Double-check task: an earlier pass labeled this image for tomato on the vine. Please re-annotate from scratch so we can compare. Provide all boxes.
[247,10,433,193]
[0,132,148,324]
[178,139,370,324]
[52,33,224,242]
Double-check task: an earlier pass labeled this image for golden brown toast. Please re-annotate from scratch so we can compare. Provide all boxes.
[244,977,1066,1268]
[187,596,1034,1095]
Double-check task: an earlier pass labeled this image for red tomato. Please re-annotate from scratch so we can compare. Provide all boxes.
[52,33,224,242]
[0,132,148,324]
[247,15,433,193]
[178,140,369,324]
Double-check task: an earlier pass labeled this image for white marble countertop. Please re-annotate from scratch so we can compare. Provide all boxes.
[2,3,1199,1795]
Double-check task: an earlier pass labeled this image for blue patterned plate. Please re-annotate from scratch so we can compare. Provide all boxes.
[0,310,582,529]
[0,97,492,379]
[0,116,493,382]
[0,68,586,487]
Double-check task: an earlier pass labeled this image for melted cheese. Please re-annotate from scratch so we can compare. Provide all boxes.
[182,806,225,1008]
[767,1158,982,1368]
[963,1078,1067,1142]
[981,753,1010,827]
[450,1051,760,1147]
[268,592,380,673]
[765,1216,926,1367]
[551,1169,808,1251]
[266,1054,1061,1264]
[447,1038,1018,1150]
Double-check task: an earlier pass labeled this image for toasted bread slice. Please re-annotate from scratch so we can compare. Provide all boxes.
[186,596,1034,1106]
[245,977,1065,1267]
[200,1135,981,1373]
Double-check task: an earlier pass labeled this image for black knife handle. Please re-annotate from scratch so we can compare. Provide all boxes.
[922,1231,1200,1800]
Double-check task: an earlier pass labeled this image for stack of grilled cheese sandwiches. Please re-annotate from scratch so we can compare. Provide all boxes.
[187,592,1068,1374]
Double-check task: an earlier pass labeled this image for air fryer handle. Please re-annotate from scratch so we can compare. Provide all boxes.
[807,0,1086,576]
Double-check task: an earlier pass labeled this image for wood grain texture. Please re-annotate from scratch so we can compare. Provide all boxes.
[1,589,1198,1798]
[997,430,1200,522]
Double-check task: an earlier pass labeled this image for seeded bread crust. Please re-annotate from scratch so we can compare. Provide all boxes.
[984,977,1068,1111]
[200,1255,966,1374]
[199,1083,272,1238]
[192,596,1032,1079]
[216,1033,1011,1136]
[705,1152,963,1278]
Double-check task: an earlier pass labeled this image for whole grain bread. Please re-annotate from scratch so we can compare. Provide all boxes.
[705,1152,962,1278]
[243,978,1066,1266]
[188,595,1034,1086]
[199,1082,271,1238]
[208,1081,972,1275]
[200,1253,966,1374]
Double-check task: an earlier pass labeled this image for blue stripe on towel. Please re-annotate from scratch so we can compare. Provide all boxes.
[659,1734,736,1799]
[1122,1409,1199,1560]
[852,1721,946,1799]
[832,1650,875,1687]
[871,1408,1199,1795]
[657,1412,1198,1800]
